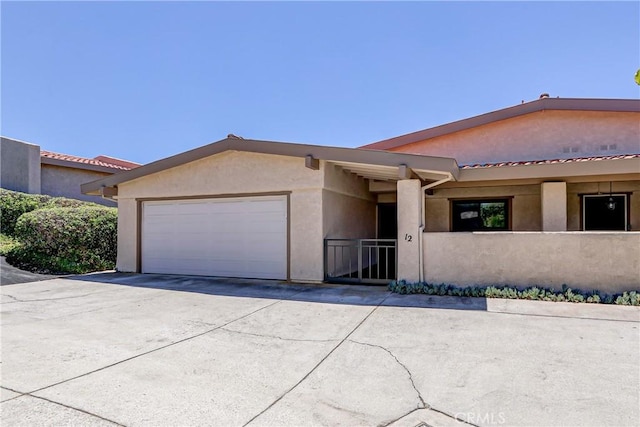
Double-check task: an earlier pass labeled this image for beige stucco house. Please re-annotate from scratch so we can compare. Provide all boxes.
[1,136,140,206]
[82,97,640,293]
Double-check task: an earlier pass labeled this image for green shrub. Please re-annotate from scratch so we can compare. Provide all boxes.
[388,280,640,306]
[0,190,46,235]
[615,291,640,306]
[0,189,99,236]
[0,233,21,255]
[6,206,117,274]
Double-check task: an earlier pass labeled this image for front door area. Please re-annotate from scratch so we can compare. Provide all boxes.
[377,203,398,239]
[583,194,628,231]
[323,203,398,284]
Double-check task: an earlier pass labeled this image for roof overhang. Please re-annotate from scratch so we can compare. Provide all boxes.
[328,160,454,182]
[81,137,460,195]
[458,156,640,182]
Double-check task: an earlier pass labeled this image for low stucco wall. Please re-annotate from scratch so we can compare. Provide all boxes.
[423,232,640,293]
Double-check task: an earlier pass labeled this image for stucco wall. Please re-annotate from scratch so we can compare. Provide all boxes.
[322,162,375,239]
[116,151,326,281]
[116,198,137,272]
[321,164,377,279]
[41,164,116,206]
[0,137,41,194]
[423,232,640,293]
[541,182,567,231]
[397,180,421,282]
[391,111,640,165]
[567,180,640,231]
[322,190,375,239]
[424,184,541,231]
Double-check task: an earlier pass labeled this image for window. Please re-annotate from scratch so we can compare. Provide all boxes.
[599,143,617,152]
[451,199,510,231]
[583,194,627,231]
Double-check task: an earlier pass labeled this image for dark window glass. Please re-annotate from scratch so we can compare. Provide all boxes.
[452,200,509,231]
[583,195,626,231]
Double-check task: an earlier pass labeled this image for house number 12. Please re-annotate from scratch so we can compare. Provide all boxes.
[404,234,413,242]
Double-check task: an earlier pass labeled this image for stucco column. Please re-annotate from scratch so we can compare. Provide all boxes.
[541,182,567,231]
[397,179,421,282]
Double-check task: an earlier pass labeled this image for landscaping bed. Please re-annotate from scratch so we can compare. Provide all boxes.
[389,280,640,306]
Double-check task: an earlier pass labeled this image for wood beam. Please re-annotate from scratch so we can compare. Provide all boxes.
[305,155,319,170]
[100,186,118,197]
[398,164,413,180]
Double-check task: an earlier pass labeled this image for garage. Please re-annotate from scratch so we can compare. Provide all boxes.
[141,195,288,279]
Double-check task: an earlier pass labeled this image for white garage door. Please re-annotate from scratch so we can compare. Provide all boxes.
[142,196,287,279]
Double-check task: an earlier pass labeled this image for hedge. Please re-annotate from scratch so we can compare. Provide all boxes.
[6,206,117,274]
[388,280,640,306]
[0,189,99,236]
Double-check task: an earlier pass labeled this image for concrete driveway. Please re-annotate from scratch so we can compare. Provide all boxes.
[0,256,57,285]
[1,274,639,427]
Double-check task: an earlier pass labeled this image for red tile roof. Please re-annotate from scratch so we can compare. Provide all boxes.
[93,155,141,169]
[461,153,640,169]
[40,150,140,171]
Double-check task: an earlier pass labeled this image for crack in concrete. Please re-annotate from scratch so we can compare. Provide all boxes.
[243,295,390,427]
[2,294,22,303]
[429,406,480,427]
[383,407,425,427]
[348,339,426,410]
[220,326,340,343]
[383,405,480,427]
[1,291,110,304]
[4,304,128,327]
[347,340,478,427]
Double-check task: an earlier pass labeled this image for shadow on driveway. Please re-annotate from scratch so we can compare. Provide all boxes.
[68,271,488,311]
[0,256,58,286]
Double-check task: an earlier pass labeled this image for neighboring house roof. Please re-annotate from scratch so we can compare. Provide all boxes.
[81,137,461,195]
[361,98,640,151]
[41,150,141,173]
[93,155,142,170]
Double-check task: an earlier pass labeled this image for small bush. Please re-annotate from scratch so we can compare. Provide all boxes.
[0,233,21,256]
[6,206,117,274]
[615,291,640,306]
[0,189,99,236]
[0,190,45,235]
[388,280,640,306]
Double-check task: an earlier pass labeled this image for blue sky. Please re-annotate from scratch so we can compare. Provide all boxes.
[2,1,639,164]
